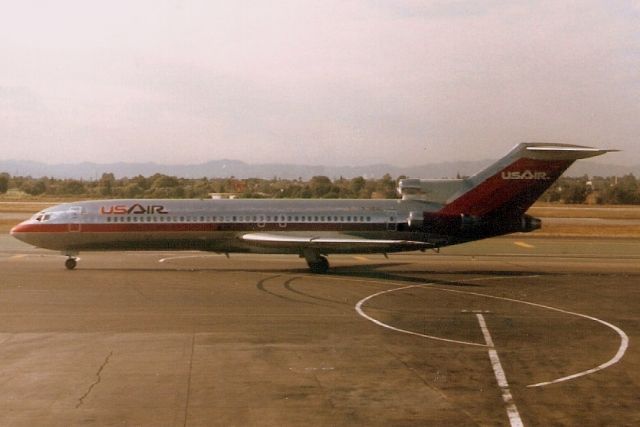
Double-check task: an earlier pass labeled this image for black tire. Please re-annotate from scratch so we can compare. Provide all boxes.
[309,256,329,274]
[65,258,77,270]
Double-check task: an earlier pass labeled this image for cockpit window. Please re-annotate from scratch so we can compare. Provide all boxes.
[32,212,52,222]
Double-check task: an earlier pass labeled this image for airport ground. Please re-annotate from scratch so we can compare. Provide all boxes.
[1,203,639,426]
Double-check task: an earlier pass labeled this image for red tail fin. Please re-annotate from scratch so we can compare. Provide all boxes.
[439,143,616,218]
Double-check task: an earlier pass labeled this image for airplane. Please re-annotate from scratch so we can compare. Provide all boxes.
[10,143,615,273]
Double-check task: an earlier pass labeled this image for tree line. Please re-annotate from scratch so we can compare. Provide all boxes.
[0,172,398,200]
[538,175,640,204]
[1,172,639,204]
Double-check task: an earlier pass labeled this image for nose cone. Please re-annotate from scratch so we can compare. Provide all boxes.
[10,222,21,235]
[10,221,30,243]
[9,220,66,250]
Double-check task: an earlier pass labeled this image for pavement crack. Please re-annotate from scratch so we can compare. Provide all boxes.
[76,351,113,408]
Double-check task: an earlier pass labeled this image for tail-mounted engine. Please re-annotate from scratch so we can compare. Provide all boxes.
[417,212,481,234]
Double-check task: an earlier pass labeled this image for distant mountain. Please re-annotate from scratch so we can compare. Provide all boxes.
[0,158,637,180]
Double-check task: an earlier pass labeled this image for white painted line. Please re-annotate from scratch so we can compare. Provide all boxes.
[513,241,535,249]
[355,285,487,347]
[158,254,223,263]
[477,314,524,427]
[461,275,541,283]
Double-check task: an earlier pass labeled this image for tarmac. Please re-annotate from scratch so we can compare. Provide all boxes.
[0,234,639,426]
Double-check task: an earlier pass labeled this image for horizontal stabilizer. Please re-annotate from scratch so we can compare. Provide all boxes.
[524,145,619,160]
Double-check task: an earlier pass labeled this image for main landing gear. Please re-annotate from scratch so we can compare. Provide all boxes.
[303,249,329,274]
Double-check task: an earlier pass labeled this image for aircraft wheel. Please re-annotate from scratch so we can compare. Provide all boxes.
[65,258,77,270]
[308,256,329,274]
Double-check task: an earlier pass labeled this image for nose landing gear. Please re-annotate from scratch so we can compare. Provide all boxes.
[63,252,79,270]
[65,257,77,270]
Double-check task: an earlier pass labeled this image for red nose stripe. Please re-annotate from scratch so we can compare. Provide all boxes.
[11,223,68,233]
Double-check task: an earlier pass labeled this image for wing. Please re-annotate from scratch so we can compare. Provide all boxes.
[240,232,434,254]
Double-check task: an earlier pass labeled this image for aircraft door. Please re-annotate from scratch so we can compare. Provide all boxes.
[67,206,83,232]
[385,210,397,231]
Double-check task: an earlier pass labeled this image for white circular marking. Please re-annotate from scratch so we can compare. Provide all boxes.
[350,276,629,388]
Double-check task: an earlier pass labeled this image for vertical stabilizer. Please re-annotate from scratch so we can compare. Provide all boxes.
[438,143,616,218]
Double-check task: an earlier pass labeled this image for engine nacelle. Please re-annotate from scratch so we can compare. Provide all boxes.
[421,212,481,234]
[518,215,542,232]
[397,178,467,203]
[407,211,424,229]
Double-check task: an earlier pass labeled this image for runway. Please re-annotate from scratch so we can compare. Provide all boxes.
[0,236,639,426]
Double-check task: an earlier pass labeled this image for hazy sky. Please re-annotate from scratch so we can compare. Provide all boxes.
[1,0,638,166]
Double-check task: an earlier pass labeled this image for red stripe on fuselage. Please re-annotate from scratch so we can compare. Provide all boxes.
[11,222,384,234]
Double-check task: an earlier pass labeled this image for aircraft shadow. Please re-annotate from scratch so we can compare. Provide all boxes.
[84,261,554,286]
